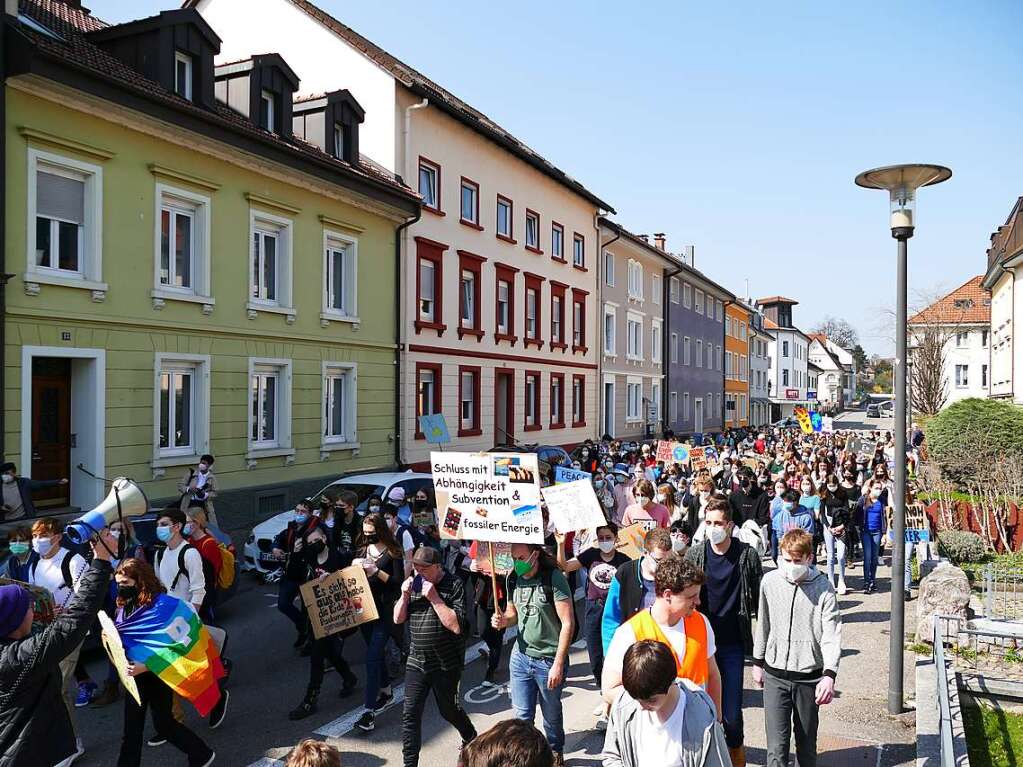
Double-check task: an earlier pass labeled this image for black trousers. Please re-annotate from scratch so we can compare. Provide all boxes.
[401,666,477,767]
[309,634,357,688]
[118,672,212,767]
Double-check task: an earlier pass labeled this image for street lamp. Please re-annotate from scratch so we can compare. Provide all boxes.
[855,163,951,715]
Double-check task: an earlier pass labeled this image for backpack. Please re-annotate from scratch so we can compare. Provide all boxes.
[156,544,197,591]
[215,541,236,590]
[509,567,579,644]
[30,549,76,590]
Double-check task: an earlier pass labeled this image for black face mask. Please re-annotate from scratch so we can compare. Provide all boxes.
[363,533,379,544]
[306,540,326,559]
[117,584,139,601]
[413,498,429,509]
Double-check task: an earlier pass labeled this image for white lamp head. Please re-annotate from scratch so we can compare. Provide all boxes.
[855,164,952,231]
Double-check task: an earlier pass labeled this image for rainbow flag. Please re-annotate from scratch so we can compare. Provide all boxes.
[116,594,225,716]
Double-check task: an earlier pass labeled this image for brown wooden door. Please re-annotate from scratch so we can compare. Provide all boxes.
[31,358,71,507]
[494,369,514,445]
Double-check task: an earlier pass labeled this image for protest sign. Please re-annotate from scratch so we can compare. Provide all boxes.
[689,446,709,471]
[419,413,450,444]
[616,523,647,560]
[905,503,931,543]
[413,504,435,528]
[97,610,141,705]
[810,412,823,433]
[822,416,834,434]
[542,480,607,534]
[655,441,675,463]
[431,452,544,543]
[794,406,814,434]
[300,566,379,640]
[0,577,54,625]
[554,465,591,485]
[846,436,863,455]
[672,444,690,465]
[469,540,514,575]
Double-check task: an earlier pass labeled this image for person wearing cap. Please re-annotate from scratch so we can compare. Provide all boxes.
[0,528,117,767]
[394,545,476,767]
[386,486,413,527]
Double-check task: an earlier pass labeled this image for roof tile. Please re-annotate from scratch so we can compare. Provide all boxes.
[907,276,990,325]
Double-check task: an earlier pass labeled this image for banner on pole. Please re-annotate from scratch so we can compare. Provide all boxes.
[300,566,379,640]
[431,452,544,543]
[542,480,607,534]
[554,466,591,484]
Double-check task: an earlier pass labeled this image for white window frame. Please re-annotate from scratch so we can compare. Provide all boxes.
[525,210,539,249]
[603,304,617,356]
[26,148,106,294]
[321,228,359,324]
[671,332,679,364]
[247,209,294,319]
[152,183,212,305]
[626,378,643,423]
[419,161,439,210]
[707,297,714,320]
[604,250,615,287]
[497,197,512,237]
[669,276,680,304]
[684,336,692,365]
[497,279,510,334]
[247,357,294,458]
[696,339,703,368]
[526,286,538,339]
[573,234,585,268]
[683,392,690,420]
[716,345,722,371]
[716,300,724,322]
[694,289,704,315]
[650,382,660,421]
[460,269,475,328]
[626,311,643,361]
[333,124,345,160]
[460,179,478,224]
[552,223,564,259]
[955,364,969,388]
[175,51,193,101]
[322,361,358,451]
[652,275,661,305]
[670,391,678,422]
[627,259,643,301]
[152,353,210,467]
[651,319,662,363]
[683,282,692,309]
[525,373,539,427]
[261,89,276,132]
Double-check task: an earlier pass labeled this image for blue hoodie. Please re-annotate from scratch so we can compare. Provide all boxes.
[772,502,815,537]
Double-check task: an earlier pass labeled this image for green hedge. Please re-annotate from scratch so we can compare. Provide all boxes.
[926,398,1023,486]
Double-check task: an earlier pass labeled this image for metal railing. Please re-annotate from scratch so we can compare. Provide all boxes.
[982,563,1023,621]
[934,616,958,767]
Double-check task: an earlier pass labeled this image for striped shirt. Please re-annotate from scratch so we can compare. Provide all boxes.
[406,573,466,673]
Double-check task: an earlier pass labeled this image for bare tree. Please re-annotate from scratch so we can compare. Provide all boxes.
[810,316,859,348]
[911,325,951,415]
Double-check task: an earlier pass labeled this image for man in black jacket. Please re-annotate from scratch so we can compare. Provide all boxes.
[0,528,116,767]
[728,468,768,528]
[0,461,68,521]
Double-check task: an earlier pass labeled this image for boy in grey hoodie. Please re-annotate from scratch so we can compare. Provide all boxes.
[752,529,842,767]
[602,640,729,767]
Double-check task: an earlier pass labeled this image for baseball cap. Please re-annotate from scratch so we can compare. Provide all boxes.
[411,546,441,566]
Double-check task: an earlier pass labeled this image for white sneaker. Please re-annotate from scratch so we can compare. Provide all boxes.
[837,580,848,595]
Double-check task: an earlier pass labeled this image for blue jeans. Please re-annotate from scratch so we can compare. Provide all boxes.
[862,530,882,588]
[583,599,605,682]
[361,613,393,711]
[277,578,305,632]
[716,642,746,748]
[509,647,565,753]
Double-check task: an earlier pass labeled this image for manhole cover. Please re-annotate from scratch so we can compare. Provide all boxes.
[816,735,878,765]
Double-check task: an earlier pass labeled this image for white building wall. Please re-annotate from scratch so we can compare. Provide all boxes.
[940,325,991,405]
[194,0,399,171]
[767,329,809,417]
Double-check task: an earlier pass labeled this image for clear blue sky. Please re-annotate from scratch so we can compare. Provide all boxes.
[95,0,1023,355]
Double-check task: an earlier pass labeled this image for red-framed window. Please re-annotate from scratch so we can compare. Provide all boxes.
[414,361,442,439]
[550,372,565,429]
[457,250,486,340]
[550,280,568,350]
[494,262,519,345]
[551,221,565,262]
[414,236,447,335]
[523,271,545,349]
[525,209,542,254]
[459,177,482,230]
[457,365,482,437]
[572,374,586,427]
[572,232,586,270]
[572,287,588,353]
[524,370,542,432]
[418,156,443,216]
[496,194,515,243]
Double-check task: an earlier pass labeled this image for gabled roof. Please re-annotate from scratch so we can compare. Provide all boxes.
[757,295,798,306]
[182,0,614,212]
[983,196,1023,288]
[808,334,844,369]
[14,0,418,208]
[907,276,990,325]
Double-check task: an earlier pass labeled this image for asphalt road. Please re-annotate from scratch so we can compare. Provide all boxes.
[73,410,901,766]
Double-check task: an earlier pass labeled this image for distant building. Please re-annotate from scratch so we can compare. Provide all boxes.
[808,335,847,411]
[746,303,772,426]
[907,276,991,408]
[758,297,811,421]
[982,197,1023,405]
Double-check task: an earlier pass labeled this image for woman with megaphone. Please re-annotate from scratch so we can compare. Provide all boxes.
[0,528,117,766]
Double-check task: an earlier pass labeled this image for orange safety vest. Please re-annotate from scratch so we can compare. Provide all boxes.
[626,608,709,687]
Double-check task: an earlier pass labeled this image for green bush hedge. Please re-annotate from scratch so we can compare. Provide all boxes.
[937,530,986,564]
[926,398,1023,486]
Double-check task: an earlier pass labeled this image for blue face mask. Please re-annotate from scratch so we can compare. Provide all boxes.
[295,513,309,525]
[782,502,795,512]
[156,526,173,543]
[182,523,194,537]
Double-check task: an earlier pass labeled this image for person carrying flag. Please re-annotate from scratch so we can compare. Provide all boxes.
[114,557,219,767]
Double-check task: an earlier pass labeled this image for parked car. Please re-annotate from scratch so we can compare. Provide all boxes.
[491,443,572,469]
[771,416,798,428]
[878,400,894,417]
[866,403,881,417]
[242,472,433,575]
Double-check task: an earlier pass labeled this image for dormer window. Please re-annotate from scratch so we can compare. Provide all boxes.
[333,124,344,160]
[174,51,193,101]
[260,90,276,133]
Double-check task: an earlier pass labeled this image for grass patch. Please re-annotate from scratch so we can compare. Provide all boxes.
[906,642,933,657]
[960,551,1023,583]
[963,698,1023,767]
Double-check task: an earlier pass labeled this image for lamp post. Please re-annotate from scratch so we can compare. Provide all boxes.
[855,164,951,714]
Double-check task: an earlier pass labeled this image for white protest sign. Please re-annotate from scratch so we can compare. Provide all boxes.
[541,479,608,534]
[432,452,544,544]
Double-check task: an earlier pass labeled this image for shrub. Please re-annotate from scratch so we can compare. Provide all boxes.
[938,530,986,564]
[926,398,1023,486]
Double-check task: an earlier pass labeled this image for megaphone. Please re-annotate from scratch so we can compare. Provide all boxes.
[66,477,149,545]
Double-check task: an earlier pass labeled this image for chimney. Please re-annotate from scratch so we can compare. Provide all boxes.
[681,244,695,267]
[653,233,666,251]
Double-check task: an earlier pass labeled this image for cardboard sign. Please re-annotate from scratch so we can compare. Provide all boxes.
[794,406,813,434]
[655,441,675,463]
[905,503,930,543]
[431,452,544,543]
[419,413,450,444]
[97,610,141,705]
[542,480,608,534]
[300,566,379,640]
[554,466,591,485]
[470,541,514,575]
[810,412,823,433]
[0,577,55,625]
[616,523,647,560]
[412,505,435,528]
[846,436,863,455]
[689,447,709,471]
[672,444,690,464]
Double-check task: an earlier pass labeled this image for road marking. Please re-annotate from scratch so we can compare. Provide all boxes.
[463,681,509,704]
[247,759,284,767]
[313,628,519,740]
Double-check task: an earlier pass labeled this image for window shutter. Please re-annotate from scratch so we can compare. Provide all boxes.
[38,171,84,224]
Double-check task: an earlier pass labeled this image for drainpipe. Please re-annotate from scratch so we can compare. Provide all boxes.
[722,299,733,432]
[597,219,620,439]
[663,263,684,436]
[0,4,11,462]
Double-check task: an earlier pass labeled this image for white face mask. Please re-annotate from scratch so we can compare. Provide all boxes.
[655,493,665,504]
[707,526,729,545]
[198,463,209,473]
[598,540,616,554]
[870,489,882,500]
[781,560,810,583]
[671,536,687,552]
[638,496,651,507]
[1,474,13,484]
[699,491,711,502]
[827,485,838,493]
[801,485,812,495]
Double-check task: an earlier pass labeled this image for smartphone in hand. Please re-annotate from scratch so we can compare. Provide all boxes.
[412,575,423,594]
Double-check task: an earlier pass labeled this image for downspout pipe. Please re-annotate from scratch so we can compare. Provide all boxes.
[0,6,11,462]
[596,219,620,439]
[663,263,684,437]
[722,299,734,432]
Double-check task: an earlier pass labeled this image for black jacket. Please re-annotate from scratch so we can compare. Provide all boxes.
[685,540,762,654]
[728,486,768,527]
[0,559,112,767]
[2,477,64,521]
